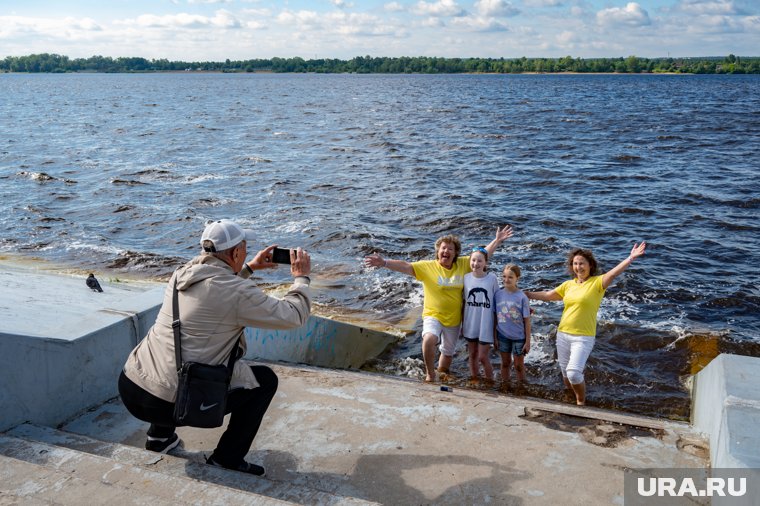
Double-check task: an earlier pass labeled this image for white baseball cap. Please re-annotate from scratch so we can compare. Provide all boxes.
[200,219,255,252]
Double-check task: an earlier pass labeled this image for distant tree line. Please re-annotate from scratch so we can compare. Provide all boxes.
[2,53,759,74]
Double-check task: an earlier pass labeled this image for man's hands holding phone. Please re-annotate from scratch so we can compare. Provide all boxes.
[248,245,310,278]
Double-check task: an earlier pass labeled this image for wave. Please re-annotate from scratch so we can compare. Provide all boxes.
[611,154,642,163]
[417,216,495,235]
[238,156,272,164]
[618,207,656,215]
[111,178,147,186]
[587,173,656,181]
[682,192,760,210]
[186,173,226,183]
[16,171,77,184]
[106,250,184,274]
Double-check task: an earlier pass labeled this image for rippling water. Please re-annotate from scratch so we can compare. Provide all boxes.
[2,73,759,419]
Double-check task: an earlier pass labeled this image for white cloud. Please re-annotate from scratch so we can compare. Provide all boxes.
[0,15,103,40]
[326,12,398,35]
[474,0,520,17]
[674,0,744,15]
[275,10,400,37]
[412,0,466,17]
[556,30,578,45]
[188,0,232,4]
[421,16,446,27]
[597,2,652,27]
[129,10,241,29]
[524,0,563,6]
[71,17,102,31]
[244,19,267,30]
[384,2,405,12]
[332,0,355,8]
[241,8,272,16]
[211,10,241,28]
[451,15,510,31]
[276,10,321,28]
[684,12,755,33]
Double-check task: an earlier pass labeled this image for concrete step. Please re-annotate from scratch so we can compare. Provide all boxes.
[5,423,378,505]
[0,451,179,505]
[0,432,293,505]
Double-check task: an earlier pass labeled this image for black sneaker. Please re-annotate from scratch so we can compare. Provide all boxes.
[145,433,180,454]
[206,455,266,477]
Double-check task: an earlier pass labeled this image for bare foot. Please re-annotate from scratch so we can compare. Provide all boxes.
[424,375,436,383]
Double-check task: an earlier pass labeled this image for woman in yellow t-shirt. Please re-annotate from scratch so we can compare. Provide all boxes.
[364,226,513,383]
[526,242,646,405]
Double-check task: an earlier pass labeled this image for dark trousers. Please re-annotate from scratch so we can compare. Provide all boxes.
[118,365,278,466]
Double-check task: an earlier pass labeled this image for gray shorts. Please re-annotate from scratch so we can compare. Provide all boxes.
[422,317,460,356]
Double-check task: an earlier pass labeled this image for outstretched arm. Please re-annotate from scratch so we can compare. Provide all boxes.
[602,241,647,289]
[525,289,562,302]
[364,253,415,277]
[484,225,513,258]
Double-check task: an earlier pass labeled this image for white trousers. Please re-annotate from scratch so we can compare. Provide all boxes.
[556,331,595,385]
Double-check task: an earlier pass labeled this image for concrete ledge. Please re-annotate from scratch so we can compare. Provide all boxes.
[691,353,760,468]
[0,261,165,431]
[0,285,164,431]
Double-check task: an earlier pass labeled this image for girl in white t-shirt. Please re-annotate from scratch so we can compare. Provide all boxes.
[461,247,499,382]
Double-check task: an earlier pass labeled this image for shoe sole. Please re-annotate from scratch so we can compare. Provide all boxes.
[159,436,181,454]
[147,436,181,454]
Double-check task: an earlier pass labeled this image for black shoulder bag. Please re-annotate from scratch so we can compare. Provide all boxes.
[172,279,239,428]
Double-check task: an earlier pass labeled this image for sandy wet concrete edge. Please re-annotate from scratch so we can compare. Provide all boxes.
[64,363,708,505]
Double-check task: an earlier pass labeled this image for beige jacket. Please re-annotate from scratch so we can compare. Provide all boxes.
[123,254,311,402]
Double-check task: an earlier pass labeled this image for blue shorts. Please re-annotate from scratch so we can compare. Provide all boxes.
[497,335,526,356]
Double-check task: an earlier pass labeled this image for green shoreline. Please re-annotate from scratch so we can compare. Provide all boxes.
[3,53,759,75]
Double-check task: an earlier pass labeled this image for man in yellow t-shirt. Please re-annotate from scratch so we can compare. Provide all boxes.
[364,226,513,382]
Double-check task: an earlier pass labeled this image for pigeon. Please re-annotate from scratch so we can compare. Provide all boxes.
[86,273,103,292]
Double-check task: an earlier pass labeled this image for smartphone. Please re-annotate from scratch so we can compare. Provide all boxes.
[271,247,292,264]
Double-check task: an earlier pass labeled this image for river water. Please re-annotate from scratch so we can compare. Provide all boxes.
[2,72,759,419]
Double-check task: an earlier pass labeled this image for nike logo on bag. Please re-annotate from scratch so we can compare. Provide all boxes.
[199,402,218,411]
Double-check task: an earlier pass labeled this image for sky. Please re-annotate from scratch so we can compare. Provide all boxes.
[1,0,758,61]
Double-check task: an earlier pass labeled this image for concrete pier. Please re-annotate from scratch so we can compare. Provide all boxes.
[3,364,709,504]
[2,259,759,504]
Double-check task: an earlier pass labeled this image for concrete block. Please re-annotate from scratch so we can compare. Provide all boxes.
[0,266,164,431]
[245,315,399,369]
[692,353,760,468]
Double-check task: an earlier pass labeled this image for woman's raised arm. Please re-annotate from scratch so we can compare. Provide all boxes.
[602,241,646,289]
